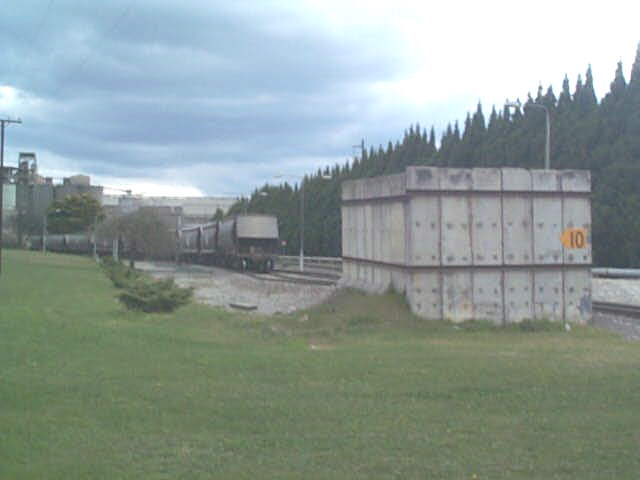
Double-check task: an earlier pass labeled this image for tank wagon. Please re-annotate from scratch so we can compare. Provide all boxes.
[178,214,279,272]
[29,233,115,256]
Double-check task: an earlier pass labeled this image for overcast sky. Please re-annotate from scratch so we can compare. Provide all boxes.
[1,0,638,196]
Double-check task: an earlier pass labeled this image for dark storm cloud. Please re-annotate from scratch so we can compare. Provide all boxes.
[0,0,427,194]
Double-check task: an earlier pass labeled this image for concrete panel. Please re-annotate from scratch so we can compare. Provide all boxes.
[473,270,503,323]
[357,204,365,260]
[364,204,372,260]
[409,271,441,319]
[471,195,502,265]
[504,270,533,323]
[501,168,531,191]
[372,203,382,262]
[533,270,564,321]
[391,269,409,295]
[471,168,501,191]
[389,201,405,264]
[407,195,440,266]
[381,203,391,263]
[385,173,407,197]
[341,206,352,258]
[561,170,590,192]
[441,169,473,190]
[533,197,563,264]
[343,173,407,201]
[442,271,473,322]
[562,197,592,265]
[564,268,592,324]
[502,196,533,264]
[441,195,472,266]
[531,170,561,191]
[406,166,440,190]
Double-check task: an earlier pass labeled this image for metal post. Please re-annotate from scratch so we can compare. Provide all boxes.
[42,214,47,254]
[299,182,304,272]
[92,215,98,260]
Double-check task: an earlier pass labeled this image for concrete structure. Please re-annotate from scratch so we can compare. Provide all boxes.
[1,184,17,244]
[341,166,592,324]
[55,176,103,203]
[2,184,16,210]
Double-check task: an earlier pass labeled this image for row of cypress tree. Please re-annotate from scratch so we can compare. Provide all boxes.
[231,43,640,267]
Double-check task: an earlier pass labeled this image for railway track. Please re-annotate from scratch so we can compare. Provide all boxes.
[244,271,337,287]
[273,268,340,281]
[592,301,640,319]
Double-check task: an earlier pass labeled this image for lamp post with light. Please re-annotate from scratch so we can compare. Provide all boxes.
[506,100,551,170]
[275,173,331,272]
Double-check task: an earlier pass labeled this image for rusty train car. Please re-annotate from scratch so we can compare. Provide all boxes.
[178,214,279,272]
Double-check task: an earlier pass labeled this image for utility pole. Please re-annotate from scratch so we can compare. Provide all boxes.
[0,117,22,275]
[352,139,365,158]
[93,215,98,260]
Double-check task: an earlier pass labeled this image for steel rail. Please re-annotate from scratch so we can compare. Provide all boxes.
[592,301,640,319]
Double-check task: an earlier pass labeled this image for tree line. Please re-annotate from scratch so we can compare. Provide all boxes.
[232,43,640,267]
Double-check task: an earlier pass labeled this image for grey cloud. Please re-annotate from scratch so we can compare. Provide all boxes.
[1,0,449,195]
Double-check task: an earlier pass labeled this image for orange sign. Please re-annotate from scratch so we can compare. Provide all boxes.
[560,228,588,249]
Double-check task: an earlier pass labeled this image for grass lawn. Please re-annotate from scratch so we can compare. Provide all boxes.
[1,249,639,479]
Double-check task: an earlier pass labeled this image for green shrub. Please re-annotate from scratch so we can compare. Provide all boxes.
[101,258,143,289]
[117,277,193,313]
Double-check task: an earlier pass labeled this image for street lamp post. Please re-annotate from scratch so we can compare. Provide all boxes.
[506,100,550,170]
[275,174,331,272]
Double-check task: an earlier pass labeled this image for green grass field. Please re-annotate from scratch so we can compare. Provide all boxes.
[1,250,639,479]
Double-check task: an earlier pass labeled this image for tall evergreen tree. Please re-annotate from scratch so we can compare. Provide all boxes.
[229,44,640,266]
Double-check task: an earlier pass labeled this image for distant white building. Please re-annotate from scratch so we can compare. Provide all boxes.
[101,194,238,224]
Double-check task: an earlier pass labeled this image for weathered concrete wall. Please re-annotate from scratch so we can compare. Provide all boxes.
[341,166,592,324]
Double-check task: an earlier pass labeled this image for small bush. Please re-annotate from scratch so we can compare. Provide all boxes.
[117,277,193,313]
[101,258,192,313]
[101,258,143,289]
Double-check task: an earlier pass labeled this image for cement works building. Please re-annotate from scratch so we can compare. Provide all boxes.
[341,166,592,325]
[1,152,237,243]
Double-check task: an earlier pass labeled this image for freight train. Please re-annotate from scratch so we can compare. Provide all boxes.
[27,214,280,273]
[29,233,115,255]
[178,214,279,272]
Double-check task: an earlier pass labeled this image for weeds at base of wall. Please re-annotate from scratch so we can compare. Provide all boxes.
[456,318,564,333]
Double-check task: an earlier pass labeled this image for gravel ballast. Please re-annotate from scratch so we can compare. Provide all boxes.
[136,261,336,315]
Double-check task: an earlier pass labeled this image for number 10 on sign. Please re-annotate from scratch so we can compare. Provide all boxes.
[560,228,587,249]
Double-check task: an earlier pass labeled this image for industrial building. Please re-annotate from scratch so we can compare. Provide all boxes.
[341,166,592,324]
[102,195,236,225]
[1,152,236,243]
